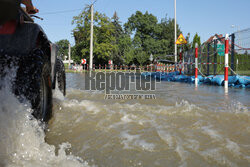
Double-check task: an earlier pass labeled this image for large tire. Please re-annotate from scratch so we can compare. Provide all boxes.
[14,49,52,122]
[55,58,66,96]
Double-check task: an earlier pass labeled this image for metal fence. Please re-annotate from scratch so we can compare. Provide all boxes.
[232,28,250,75]
[183,28,250,76]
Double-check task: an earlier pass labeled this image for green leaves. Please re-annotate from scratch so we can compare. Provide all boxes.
[192,33,201,49]
[72,6,117,65]
[55,39,70,60]
[71,8,189,65]
[124,11,183,65]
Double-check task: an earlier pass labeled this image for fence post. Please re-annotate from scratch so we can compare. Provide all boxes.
[182,56,185,74]
[214,39,217,75]
[225,34,229,91]
[199,46,202,75]
[179,49,182,75]
[195,43,198,87]
[188,57,190,75]
[207,42,210,75]
[231,33,235,75]
[190,51,193,75]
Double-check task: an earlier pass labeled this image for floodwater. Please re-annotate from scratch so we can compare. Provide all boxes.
[1,72,250,167]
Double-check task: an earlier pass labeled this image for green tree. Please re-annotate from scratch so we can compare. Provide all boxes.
[125,12,183,63]
[111,12,123,64]
[124,11,161,64]
[112,12,123,40]
[55,39,70,60]
[124,11,160,54]
[183,33,191,52]
[134,48,148,65]
[71,9,187,65]
[123,47,135,65]
[192,33,201,49]
[72,6,117,65]
[119,34,133,65]
[159,16,182,60]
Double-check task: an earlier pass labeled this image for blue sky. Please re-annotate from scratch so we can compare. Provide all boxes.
[34,0,250,45]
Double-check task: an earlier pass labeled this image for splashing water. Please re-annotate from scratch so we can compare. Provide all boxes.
[0,71,91,167]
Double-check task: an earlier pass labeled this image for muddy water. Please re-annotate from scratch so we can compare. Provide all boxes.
[0,72,89,167]
[0,72,250,167]
[46,73,250,167]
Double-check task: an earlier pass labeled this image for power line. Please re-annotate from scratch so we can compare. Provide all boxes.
[39,0,99,16]
[39,9,82,15]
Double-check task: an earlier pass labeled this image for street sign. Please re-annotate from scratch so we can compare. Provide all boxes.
[176,34,187,45]
[217,44,225,56]
[81,59,87,64]
[108,60,113,65]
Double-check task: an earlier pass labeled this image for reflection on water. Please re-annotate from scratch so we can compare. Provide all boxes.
[45,73,250,167]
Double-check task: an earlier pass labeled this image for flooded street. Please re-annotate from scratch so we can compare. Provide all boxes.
[0,72,249,167]
[44,73,250,167]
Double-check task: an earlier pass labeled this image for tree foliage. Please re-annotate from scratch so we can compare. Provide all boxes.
[55,39,70,59]
[71,9,193,65]
[124,12,183,65]
[72,6,117,65]
[111,12,124,65]
[192,33,201,49]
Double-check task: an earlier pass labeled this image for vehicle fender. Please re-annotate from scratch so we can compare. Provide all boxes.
[0,22,48,54]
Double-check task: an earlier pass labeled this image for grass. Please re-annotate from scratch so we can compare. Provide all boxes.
[234,71,250,76]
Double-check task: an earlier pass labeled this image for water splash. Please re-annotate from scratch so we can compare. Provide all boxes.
[0,71,92,167]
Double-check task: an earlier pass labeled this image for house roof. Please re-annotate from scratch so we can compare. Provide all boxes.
[205,34,224,44]
[204,34,232,50]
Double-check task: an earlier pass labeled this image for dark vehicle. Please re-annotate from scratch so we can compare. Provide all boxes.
[0,3,66,123]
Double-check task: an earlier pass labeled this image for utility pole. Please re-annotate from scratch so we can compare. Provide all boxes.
[89,3,94,71]
[174,0,177,63]
[68,43,71,67]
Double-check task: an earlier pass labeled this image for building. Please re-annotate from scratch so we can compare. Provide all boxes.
[205,34,224,44]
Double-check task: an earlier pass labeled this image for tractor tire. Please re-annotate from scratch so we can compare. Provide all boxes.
[14,49,52,122]
[55,58,66,96]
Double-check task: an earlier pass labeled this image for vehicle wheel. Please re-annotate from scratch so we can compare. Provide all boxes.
[55,58,66,96]
[14,49,52,122]
[35,62,53,122]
